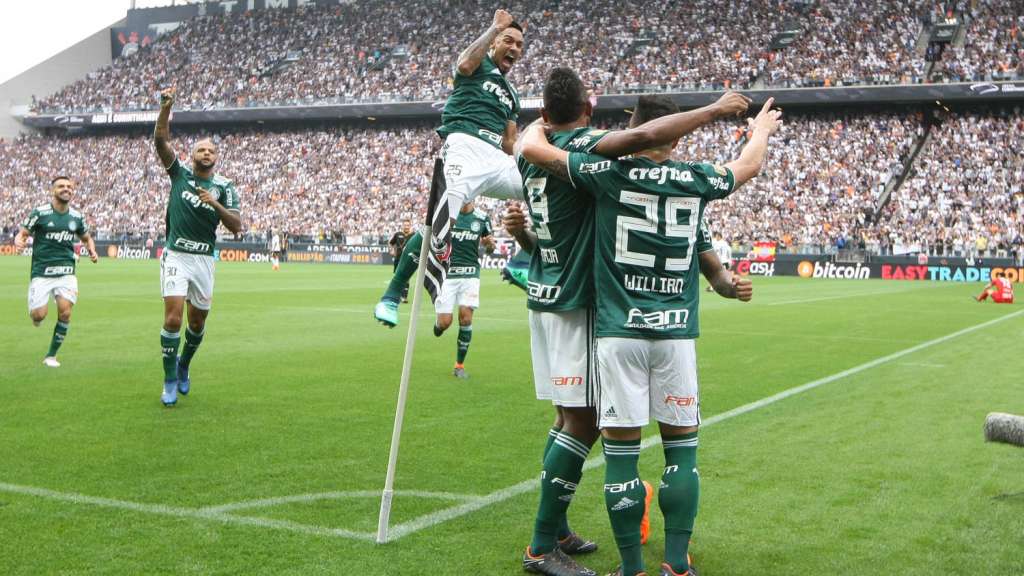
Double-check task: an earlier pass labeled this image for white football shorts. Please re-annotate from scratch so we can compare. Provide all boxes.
[435,277,480,314]
[441,133,523,217]
[530,308,596,408]
[27,275,78,311]
[161,249,215,310]
[596,337,700,428]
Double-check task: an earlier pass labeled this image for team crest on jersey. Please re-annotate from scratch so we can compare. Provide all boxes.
[471,221,481,232]
[713,164,728,176]
[68,221,77,232]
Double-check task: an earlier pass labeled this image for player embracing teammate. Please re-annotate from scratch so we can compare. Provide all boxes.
[517,88,781,576]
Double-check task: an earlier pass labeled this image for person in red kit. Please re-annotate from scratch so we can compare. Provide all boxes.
[976,276,1014,303]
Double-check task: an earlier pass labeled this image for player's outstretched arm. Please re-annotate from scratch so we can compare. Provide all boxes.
[502,120,518,156]
[519,123,570,181]
[594,91,751,158]
[502,202,537,253]
[699,250,752,301]
[725,98,783,189]
[153,87,176,170]
[456,9,513,76]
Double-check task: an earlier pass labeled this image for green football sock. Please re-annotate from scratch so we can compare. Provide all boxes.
[179,327,205,368]
[530,431,590,554]
[160,329,181,382]
[47,321,69,357]
[542,426,560,463]
[456,325,472,364]
[603,438,645,576]
[660,432,699,574]
[382,232,422,303]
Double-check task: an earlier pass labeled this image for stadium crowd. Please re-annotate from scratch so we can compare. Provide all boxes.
[30,0,994,114]
[4,109,1022,260]
[930,0,1024,83]
[881,110,1024,258]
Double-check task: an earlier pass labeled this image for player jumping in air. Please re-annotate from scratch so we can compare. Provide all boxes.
[520,95,781,576]
[15,176,99,367]
[154,87,242,407]
[505,66,751,576]
[374,9,525,324]
[432,201,495,379]
[976,276,1014,303]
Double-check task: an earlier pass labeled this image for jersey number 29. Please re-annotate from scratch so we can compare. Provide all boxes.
[615,191,699,272]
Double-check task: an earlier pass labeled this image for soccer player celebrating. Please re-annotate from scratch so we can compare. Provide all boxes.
[520,95,781,576]
[153,87,241,407]
[976,276,1014,303]
[14,176,98,367]
[506,66,750,576]
[432,201,494,379]
[386,9,525,314]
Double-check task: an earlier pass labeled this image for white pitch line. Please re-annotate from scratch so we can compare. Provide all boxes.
[383,308,1024,542]
[2,310,1019,543]
[202,490,481,514]
[0,482,376,542]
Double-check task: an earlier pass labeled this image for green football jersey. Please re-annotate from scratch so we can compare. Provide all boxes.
[437,55,520,150]
[518,126,611,311]
[448,209,493,279]
[696,217,713,255]
[567,153,735,339]
[164,159,239,256]
[21,203,89,279]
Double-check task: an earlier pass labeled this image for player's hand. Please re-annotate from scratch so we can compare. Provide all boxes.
[748,97,783,136]
[733,274,753,302]
[502,202,529,236]
[159,87,176,109]
[14,234,26,250]
[89,251,98,263]
[713,91,751,118]
[492,9,514,30]
[196,187,217,206]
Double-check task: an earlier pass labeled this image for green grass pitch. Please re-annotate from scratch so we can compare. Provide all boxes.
[1,257,1022,575]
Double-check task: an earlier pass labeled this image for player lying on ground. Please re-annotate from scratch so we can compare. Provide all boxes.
[976,276,1014,303]
[15,176,98,368]
[520,94,781,576]
[432,202,495,379]
[154,86,242,407]
[503,66,752,576]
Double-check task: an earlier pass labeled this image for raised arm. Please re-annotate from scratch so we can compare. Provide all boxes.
[593,91,751,158]
[699,250,752,301]
[519,123,570,182]
[153,87,176,169]
[725,98,783,189]
[457,10,513,77]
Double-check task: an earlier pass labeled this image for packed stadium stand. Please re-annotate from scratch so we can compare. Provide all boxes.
[3,0,1023,261]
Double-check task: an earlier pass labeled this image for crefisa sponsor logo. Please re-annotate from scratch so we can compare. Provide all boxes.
[797,261,871,280]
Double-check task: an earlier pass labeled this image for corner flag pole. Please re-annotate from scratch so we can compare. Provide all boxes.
[377,159,445,544]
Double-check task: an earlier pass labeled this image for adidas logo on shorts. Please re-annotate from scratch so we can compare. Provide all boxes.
[611,497,638,511]
[604,406,617,419]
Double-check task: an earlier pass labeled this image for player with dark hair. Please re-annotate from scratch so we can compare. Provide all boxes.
[14,176,98,367]
[508,66,750,576]
[153,87,242,407]
[520,94,781,576]
[976,276,1014,303]
[376,9,525,326]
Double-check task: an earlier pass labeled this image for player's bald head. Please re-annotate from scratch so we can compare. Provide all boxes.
[192,138,218,170]
[193,138,217,154]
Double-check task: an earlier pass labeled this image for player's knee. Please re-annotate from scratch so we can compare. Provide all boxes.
[188,317,206,333]
[57,311,72,323]
[29,308,47,323]
[458,309,473,326]
[436,315,453,330]
[659,422,698,437]
[562,408,599,445]
[552,406,565,429]
[164,312,183,332]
